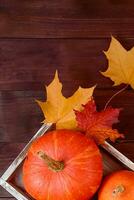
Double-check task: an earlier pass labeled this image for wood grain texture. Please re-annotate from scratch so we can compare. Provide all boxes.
[0,0,134,199]
[0,0,134,38]
[0,38,109,90]
[0,38,134,90]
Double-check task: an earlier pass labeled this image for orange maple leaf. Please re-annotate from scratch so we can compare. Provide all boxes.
[75,99,124,144]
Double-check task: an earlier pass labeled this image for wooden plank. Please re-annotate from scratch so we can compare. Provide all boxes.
[0,38,134,90]
[0,189,14,199]
[0,38,109,90]
[0,91,42,143]
[0,143,26,160]
[0,159,13,177]
[0,198,13,200]
[0,89,134,143]
[0,0,134,38]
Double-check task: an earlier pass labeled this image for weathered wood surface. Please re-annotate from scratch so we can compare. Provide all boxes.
[0,0,134,199]
[0,38,134,91]
[0,0,134,38]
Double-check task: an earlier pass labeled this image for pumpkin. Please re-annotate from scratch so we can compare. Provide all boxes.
[98,170,134,200]
[23,129,102,200]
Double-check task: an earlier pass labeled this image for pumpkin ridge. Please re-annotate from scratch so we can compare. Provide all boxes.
[67,148,100,164]
[58,172,73,200]
[62,171,86,197]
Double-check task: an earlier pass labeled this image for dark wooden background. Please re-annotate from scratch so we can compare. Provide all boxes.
[0,0,134,199]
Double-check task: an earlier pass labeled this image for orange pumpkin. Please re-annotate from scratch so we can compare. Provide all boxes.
[98,170,134,200]
[23,130,102,200]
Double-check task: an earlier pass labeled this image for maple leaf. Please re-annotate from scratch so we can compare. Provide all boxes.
[36,71,95,130]
[101,36,134,89]
[75,99,124,144]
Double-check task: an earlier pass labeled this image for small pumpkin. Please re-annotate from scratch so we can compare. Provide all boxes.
[98,170,134,200]
[23,130,102,200]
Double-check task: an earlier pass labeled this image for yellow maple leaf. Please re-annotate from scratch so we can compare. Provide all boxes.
[101,36,134,89]
[36,71,95,130]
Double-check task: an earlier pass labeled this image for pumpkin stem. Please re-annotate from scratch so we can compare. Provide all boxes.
[112,185,125,196]
[37,151,64,172]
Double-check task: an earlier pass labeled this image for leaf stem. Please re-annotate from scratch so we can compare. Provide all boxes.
[104,84,129,110]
